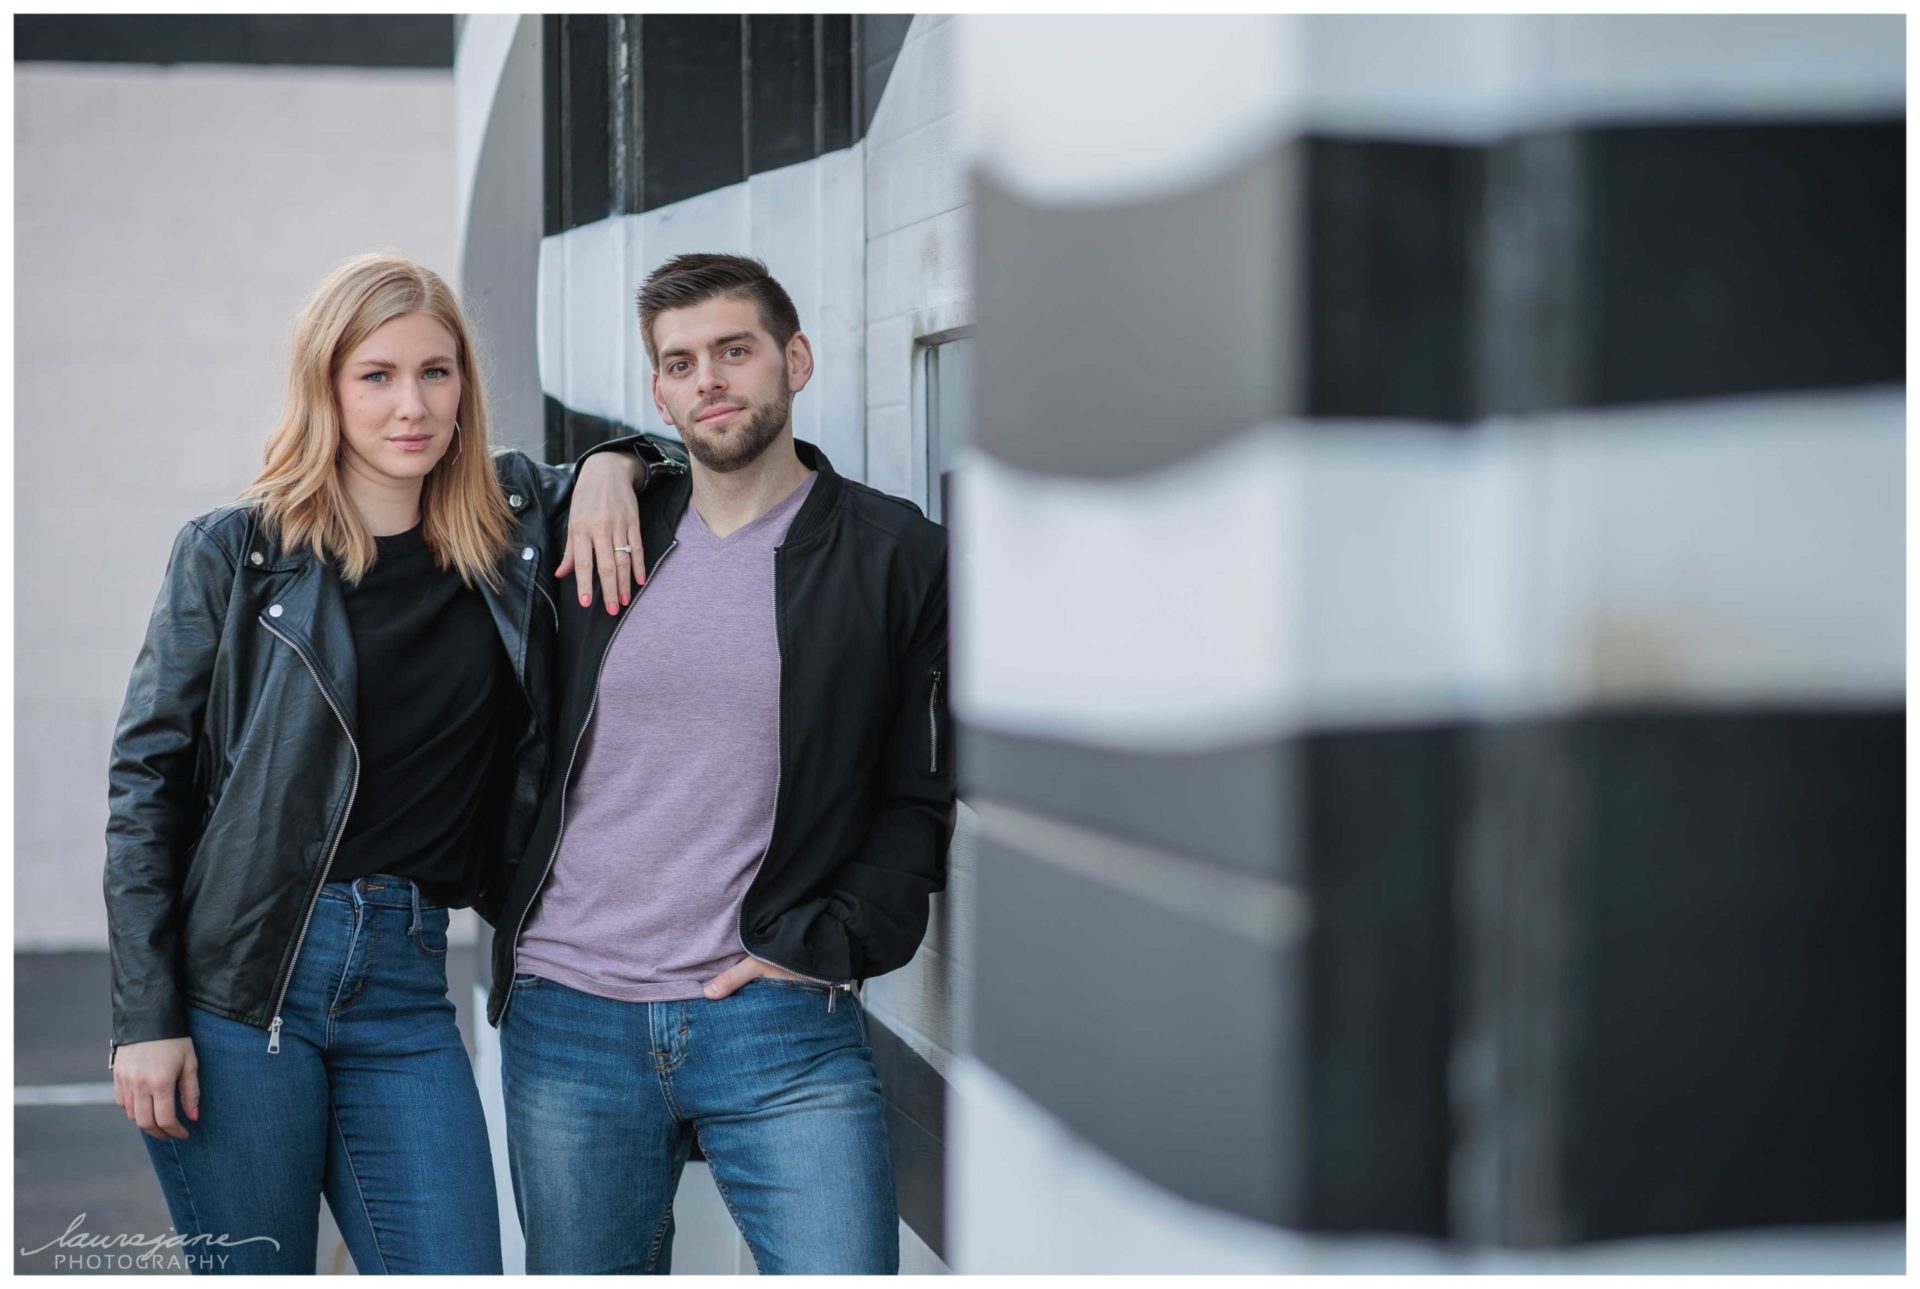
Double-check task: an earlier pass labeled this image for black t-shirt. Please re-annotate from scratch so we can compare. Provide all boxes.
[330,524,512,902]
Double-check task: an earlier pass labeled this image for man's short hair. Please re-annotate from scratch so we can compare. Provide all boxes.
[636,253,802,367]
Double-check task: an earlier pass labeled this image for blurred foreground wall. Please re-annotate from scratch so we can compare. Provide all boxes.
[950,14,1902,1272]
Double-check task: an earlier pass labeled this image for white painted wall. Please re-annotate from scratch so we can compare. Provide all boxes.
[16,63,458,949]
[857,22,973,1276]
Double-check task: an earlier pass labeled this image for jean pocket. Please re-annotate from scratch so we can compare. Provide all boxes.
[510,972,544,990]
[751,976,830,994]
[413,908,449,959]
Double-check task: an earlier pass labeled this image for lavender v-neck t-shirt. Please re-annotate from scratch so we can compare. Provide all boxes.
[516,471,817,1001]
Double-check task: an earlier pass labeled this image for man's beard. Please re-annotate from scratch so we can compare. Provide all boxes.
[679,391,790,474]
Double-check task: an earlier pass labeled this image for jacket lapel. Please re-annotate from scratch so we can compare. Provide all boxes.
[254,539,360,741]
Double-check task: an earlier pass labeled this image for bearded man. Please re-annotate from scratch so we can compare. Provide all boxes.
[486,253,954,1274]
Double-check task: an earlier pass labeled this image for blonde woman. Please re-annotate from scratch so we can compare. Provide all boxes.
[103,254,649,1273]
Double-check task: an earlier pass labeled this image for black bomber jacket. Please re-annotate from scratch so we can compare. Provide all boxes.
[103,450,580,1060]
[485,435,956,1024]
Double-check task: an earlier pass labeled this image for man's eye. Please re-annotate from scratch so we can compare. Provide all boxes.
[668,362,689,375]
[724,347,746,358]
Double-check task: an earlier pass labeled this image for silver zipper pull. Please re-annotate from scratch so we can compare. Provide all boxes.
[828,987,838,1015]
[267,1017,283,1055]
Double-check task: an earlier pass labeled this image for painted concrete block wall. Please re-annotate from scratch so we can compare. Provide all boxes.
[18,63,457,949]
[857,5,974,1103]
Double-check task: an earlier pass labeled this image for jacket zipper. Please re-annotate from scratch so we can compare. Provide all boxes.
[736,544,858,1014]
[929,668,943,774]
[500,538,679,1019]
[258,617,361,1055]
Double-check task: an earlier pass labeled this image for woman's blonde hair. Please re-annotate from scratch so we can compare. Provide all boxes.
[242,253,512,587]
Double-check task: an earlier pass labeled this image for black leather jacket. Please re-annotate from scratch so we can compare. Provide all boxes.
[486,436,956,1024]
[104,451,577,1059]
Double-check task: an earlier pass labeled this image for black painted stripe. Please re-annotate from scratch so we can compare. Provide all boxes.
[543,15,909,235]
[974,156,1290,479]
[866,1015,949,1261]
[1309,121,1905,420]
[544,396,654,469]
[1462,706,1905,1244]
[543,16,613,237]
[857,15,915,137]
[14,15,453,68]
[973,823,1306,1226]
[960,724,1298,880]
[749,17,817,176]
[974,118,1902,478]
[821,16,855,155]
[971,707,1902,1241]
[643,17,746,213]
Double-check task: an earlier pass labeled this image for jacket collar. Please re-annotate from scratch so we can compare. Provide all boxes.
[240,502,542,740]
[647,437,845,550]
[245,536,361,738]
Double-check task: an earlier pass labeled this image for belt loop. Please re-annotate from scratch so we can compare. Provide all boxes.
[409,881,422,939]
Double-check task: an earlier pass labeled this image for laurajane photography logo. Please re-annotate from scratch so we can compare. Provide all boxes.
[20,1213,281,1272]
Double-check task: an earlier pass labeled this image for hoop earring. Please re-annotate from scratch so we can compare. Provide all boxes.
[447,418,463,464]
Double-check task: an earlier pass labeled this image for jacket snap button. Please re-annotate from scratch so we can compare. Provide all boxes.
[268,604,284,618]
[521,547,535,561]
[508,493,524,509]
[249,551,264,566]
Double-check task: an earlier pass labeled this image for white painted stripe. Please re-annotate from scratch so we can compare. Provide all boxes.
[17,1083,119,1106]
[954,387,1904,749]
[962,15,1298,209]
[537,147,868,476]
[962,16,1902,205]
[1298,14,1904,143]
[898,1212,949,1274]
[953,426,1309,751]
[973,801,1311,951]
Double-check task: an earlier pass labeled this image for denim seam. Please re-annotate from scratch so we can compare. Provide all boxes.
[642,1198,676,1273]
[331,908,377,1016]
[163,1139,206,1243]
[654,1058,689,1123]
[414,910,448,960]
[693,1133,766,1274]
[325,904,359,1016]
[329,1102,391,1274]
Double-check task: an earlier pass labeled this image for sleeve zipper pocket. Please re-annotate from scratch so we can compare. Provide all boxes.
[928,668,943,774]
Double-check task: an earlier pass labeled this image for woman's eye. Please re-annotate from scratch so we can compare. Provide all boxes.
[363,371,388,384]
[424,366,451,380]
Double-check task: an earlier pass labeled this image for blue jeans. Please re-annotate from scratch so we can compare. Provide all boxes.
[501,972,897,1274]
[141,876,501,1274]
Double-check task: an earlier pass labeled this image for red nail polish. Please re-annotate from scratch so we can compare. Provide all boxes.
[580,595,590,607]
[189,1107,199,1121]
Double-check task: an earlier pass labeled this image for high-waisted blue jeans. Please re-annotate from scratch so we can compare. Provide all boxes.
[140,875,501,1274]
[501,971,897,1274]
